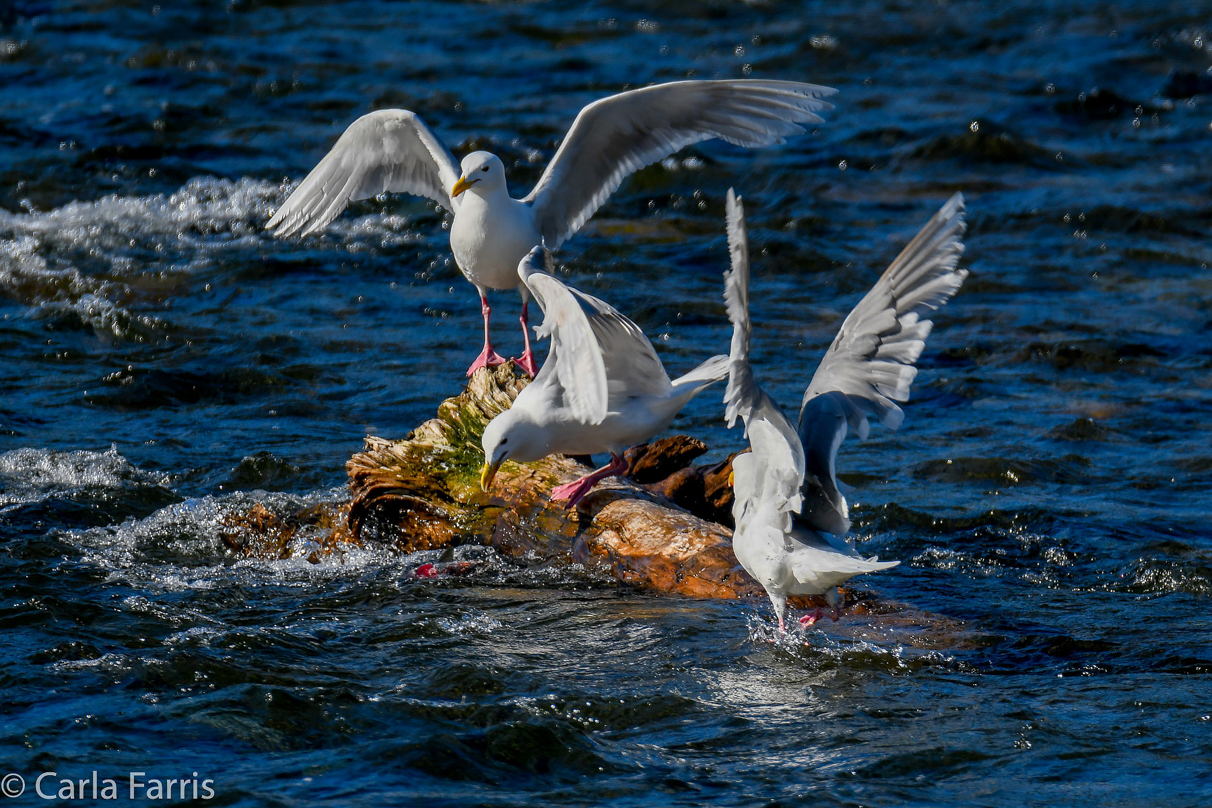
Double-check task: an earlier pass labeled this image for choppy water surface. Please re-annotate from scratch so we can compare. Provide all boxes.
[3,1,1211,805]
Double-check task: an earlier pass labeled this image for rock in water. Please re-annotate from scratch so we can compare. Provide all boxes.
[346,364,758,599]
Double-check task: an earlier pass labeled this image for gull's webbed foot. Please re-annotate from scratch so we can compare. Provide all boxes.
[466,346,508,377]
[551,477,595,508]
[799,608,824,627]
[511,349,539,378]
[551,455,627,508]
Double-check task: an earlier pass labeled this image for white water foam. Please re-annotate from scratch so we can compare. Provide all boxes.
[0,445,172,510]
[0,177,282,258]
[0,176,431,339]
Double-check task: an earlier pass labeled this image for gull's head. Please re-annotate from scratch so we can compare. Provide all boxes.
[479,408,547,491]
[452,152,506,198]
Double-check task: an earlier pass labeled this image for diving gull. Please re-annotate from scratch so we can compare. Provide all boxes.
[480,246,729,508]
[266,80,836,376]
[723,188,968,631]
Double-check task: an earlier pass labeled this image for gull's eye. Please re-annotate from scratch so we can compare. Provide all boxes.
[500,437,508,445]
[481,165,490,172]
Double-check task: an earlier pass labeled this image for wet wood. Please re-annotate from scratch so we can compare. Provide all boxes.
[220,501,358,562]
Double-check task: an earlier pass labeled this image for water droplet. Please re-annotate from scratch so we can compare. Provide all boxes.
[970,120,980,132]
[838,160,848,171]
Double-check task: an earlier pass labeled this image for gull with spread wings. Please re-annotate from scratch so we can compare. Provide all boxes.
[479,247,729,508]
[723,188,968,632]
[266,80,836,376]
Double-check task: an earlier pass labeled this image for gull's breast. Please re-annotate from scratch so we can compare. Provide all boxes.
[450,196,542,291]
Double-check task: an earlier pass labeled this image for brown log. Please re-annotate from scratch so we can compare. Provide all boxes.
[212,364,976,648]
[336,364,761,599]
[624,435,709,483]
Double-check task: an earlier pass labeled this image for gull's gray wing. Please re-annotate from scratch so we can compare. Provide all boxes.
[519,247,671,418]
[569,288,673,403]
[742,418,806,533]
[267,110,462,238]
[796,193,968,536]
[525,80,836,250]
[517,248,609,424]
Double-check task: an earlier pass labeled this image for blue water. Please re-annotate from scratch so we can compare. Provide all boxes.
[3,1,1211,805]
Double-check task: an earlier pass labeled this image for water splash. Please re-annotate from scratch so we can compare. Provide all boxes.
[0,445,172,511]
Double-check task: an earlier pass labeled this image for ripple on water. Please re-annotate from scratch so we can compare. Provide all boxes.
[912,455,1099,486]
[1113,556,1212,597]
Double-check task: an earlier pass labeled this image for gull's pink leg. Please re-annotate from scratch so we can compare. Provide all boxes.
[511,300,539,378]
[551,453,628,508]
[466,293,507,376]
[778,614,787,633]
[799,607,824,627]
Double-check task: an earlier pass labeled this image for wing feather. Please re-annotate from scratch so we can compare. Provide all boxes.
[526,80,836,249]
[795,193,968,535]
[721,189,805,520]
[516,248,609,424]
[569,288,673,401]
[267,109,461,238]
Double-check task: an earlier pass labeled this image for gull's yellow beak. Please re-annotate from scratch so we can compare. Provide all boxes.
[480,457,503,491]
[727,470,734,488]
[451,175,476,197]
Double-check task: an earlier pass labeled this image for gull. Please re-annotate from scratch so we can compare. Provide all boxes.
[265,80,836,376]
[722,188,968,632]
[479,246,729,507]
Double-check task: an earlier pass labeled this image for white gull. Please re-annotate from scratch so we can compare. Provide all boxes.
[723,188,968,631]
[479,247,728,508]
